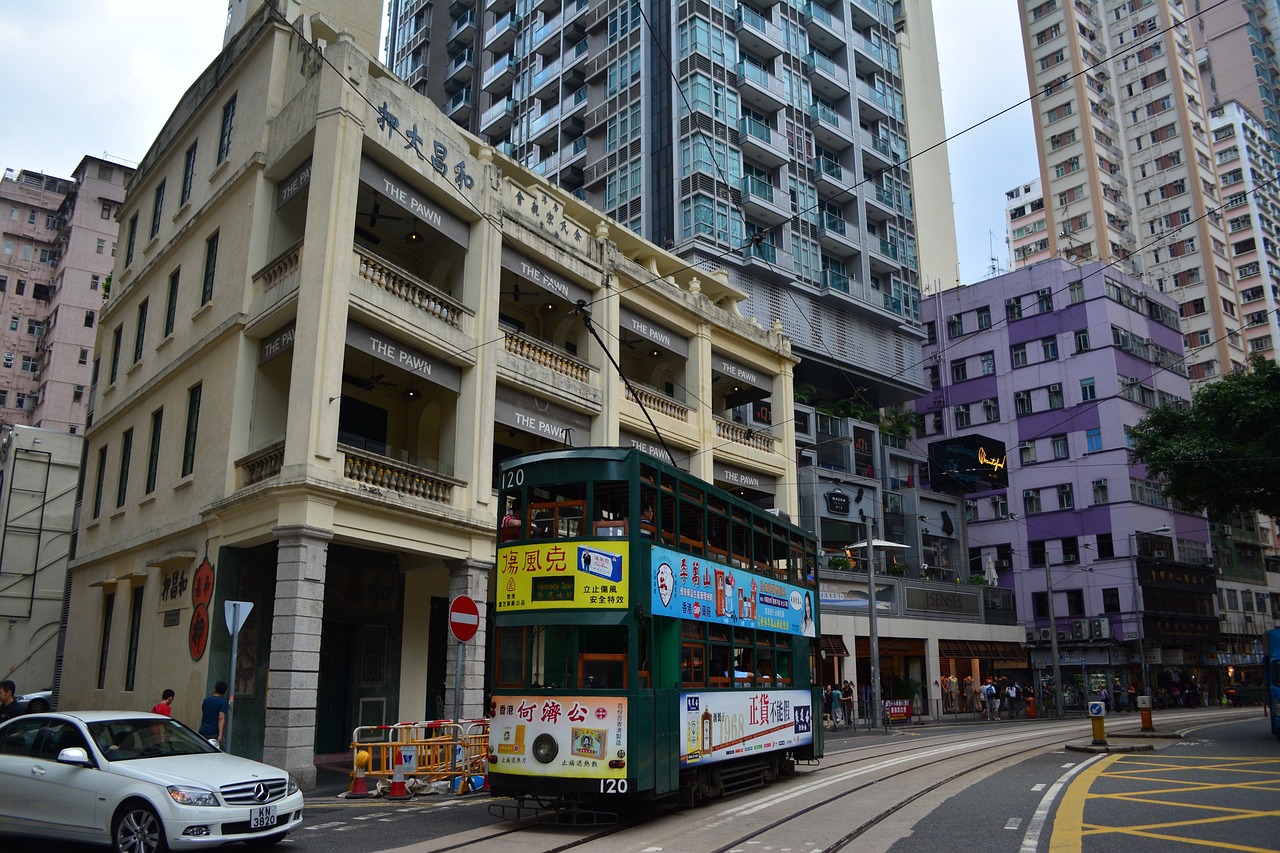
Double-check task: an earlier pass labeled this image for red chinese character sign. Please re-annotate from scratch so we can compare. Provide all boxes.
[189,557,215,661]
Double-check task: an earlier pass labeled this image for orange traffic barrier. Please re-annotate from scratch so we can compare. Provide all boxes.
[348,718,490,798]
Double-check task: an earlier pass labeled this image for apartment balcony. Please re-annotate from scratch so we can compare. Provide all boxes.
[807,51,849,100]
[483,52,515,94]
[808,102,855,148]
[534,0,558,14]
[529,59,562,99]
[715,416,779,452]
[624,384,690,422]
[850,0,888,27]
[740,239,794,279]
[481,97,515,136]
[734,6,783,58]
[738,116,790,168]
[445,88,473,122]
[860,130,897,169]
[805,2,846,52]
[527,19,560,57]
[526,105,561,145]
[485,0,516,16]
[856,80,892,122]
[352,245,472,335]
[865,183,902,219]
[341,444,464,506]
[485,12,517,53]
[817,213,861,255]
[740,175,791,226]
[813,156,853,198]
[234,441,285,489]
[446,48,475,84]
[448,8,477,41]
[562,85,589,119]
[852,32,887,75]
[736,61,786,112]
[503,326,593,384]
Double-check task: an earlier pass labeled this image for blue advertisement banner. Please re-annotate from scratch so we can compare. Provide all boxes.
[649,546,815,637]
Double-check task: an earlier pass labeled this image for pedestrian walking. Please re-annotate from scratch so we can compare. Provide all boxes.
[0,680,20,723]
[152,688,176,716]
[840,681,854,729]
[199,681,228,748]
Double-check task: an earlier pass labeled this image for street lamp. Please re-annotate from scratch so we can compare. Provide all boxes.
[845,517,909,730]
[1130,526,1171,703]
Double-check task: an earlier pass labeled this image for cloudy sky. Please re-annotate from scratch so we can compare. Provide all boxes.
[0,0,1037,285]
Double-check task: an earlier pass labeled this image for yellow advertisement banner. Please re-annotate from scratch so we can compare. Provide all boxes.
[496,541,629,611]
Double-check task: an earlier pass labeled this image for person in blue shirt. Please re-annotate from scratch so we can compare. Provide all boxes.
[199,681,229,748]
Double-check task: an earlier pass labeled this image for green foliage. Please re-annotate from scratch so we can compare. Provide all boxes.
[1128,356,1280,518]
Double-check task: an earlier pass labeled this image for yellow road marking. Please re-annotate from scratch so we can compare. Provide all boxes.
[1049,753,1119,852]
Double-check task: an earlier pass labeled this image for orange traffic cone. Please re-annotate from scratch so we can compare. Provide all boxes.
[385,747,414,800]
[346,749,374,799]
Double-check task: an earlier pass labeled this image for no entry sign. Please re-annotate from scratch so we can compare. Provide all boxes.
[448,595,480,642]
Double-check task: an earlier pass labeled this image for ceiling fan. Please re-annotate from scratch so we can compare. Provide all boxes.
[355,192,403,227]
[341,355,396,391]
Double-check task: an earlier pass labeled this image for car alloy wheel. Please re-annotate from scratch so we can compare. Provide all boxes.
[26,699,48,713]
[114,803,168,853]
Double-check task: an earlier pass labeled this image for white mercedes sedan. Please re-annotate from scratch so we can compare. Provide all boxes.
[0,710,304,852]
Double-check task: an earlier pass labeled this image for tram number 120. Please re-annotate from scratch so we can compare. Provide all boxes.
[500,468,524,489]
[600,778,629,794]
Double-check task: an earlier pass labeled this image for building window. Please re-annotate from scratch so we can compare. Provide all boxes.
[217,94,238,164]
[27,319,41,337]
[1057,483,1074,510]
[146,408,163,494]
[1074,329,1090,352]
[7,315,16,331]
[93,444,108,519]
[1006,297,1022,321]
[150,180,166,239]
[117,428,133,508]
[977,307,991,329]
[134,299,148,363]
[946,315,964,337]
[1024,488,1043,514]
[1064,589,1084,616]
[954,404,971,428]
[1062,536,1079,563]
[1080,377,1096,401]
[1102,587,1120,613]
[1096,533,1114,559]
[124,585,144,692]
[96,238,105,255]
[73,385,84,402]
[181,142,198,205]
[125,213,138,266]
[2,352,12,369]
[1011,343,1028,367]
[201,232,219,304]
[78,347,89,365]
[165,269,180,336]
[1092,478,1109,504]
[1051,435,1068,459]
[992,494,1008,517]
[182,383,202,477]
[1015,390,1033,415]
[1020,441,1037,465]
[1086,427,1102,453]
[980,352,995,375]
[951,360,968,382]
[109,325,123,384]
[1047,384,1064,409]
[1029,540,1047,568]
[983,398,1000,422]
[97,592,115,690]
[1042,337,1058,360]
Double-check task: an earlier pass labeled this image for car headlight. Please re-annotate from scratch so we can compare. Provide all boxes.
[287,773,299,796]
[168,785,220,807]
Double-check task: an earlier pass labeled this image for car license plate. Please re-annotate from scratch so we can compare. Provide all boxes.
[250,805,277,829]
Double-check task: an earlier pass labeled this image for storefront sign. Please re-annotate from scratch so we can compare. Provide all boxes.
[618,430,690,469]
[495,541,629,611]
[359,157,469,246]
[619,307,688,357]
[680,689,812,767]
[904,586,980,617]
[258,322,296,365]
[275,158,312,209]
[500,246,591,305]
[713,460,775,496]
[883,699,912,722]
[494,384,591,443]
[489,696,626,781]
[345,320,461,391]
[823,489,851,515]
[712,353,772,393]
[650,545,814,636]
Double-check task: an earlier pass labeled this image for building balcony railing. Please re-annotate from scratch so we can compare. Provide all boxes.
[503,327,592,383]
[715,416,778,452]
[625,384,690,421]
[253,239,304,290]
[235,441,285,488]
[341,444,463,504]
[353,245,470,330]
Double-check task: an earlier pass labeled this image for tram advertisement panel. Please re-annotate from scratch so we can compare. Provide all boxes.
[496,541,629,611]
[650,546,816,637]
[679,689,813,767]
[489,696,628,781]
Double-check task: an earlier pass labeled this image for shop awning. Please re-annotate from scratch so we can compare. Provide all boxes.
[821,635,850,657]
[939,640,1027,662]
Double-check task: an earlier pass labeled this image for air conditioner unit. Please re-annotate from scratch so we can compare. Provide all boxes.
[1153,550,1167,558]
[1073,619,1088,639]
[1038,627,1053,641]
[947,315,961,323]
[1048,383,1062,393]
[1223,526,1233,535]
[1005,297,1018,305]
[1090,618,1108,639]
[1057,630,1070,641]
[1063,555,1078,563]
[1038,288,1052,297]
[1026,629,1038,644]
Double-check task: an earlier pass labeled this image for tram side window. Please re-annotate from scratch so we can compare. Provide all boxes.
[495,626,527,688]
[579,625,627,689]
[528,483,586,539]
[593,479,630,537]
[681,644,706,687]
[531,626,573,688]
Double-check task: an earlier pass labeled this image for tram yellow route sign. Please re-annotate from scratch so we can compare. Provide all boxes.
[496,541,630,610]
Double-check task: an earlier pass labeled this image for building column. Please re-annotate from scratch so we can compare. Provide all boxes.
[263,523,333,789]
[446,559,491,720]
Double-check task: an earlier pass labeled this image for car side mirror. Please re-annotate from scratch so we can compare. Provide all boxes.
[57,747,94,767]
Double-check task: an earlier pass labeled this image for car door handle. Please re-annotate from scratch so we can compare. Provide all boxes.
[31,766,47,776]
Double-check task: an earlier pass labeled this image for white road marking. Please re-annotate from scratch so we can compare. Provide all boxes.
[1005,817,1023,830]
[1019,755,1104,853]
[1031,783,1046,791]
[304,821,346,831]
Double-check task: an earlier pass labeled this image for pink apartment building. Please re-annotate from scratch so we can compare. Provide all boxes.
[1,157,129,433]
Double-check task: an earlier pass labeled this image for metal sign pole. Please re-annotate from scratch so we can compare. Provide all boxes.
[223,601,253,754]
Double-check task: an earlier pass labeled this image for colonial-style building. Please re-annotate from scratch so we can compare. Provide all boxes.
[60,0,800,787]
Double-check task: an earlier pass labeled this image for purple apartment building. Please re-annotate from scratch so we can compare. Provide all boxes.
[915,259,1219,706]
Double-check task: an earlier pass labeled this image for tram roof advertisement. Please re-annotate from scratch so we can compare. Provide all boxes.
[680,689,813,767]
[649,545,816,637]
[496,541,629,611]
[490,696,627,780]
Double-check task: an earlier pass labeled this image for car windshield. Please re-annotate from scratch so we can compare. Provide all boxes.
[87,718,219,761]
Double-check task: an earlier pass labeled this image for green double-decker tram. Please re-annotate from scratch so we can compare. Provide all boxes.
[487,447,822,820]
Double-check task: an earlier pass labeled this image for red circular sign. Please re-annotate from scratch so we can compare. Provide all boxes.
[448,595,480,642]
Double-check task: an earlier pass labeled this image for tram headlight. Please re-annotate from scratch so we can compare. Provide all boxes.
[532,733,559,764]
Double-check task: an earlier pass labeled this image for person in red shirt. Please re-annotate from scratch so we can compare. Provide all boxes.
[151,689,175,716]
